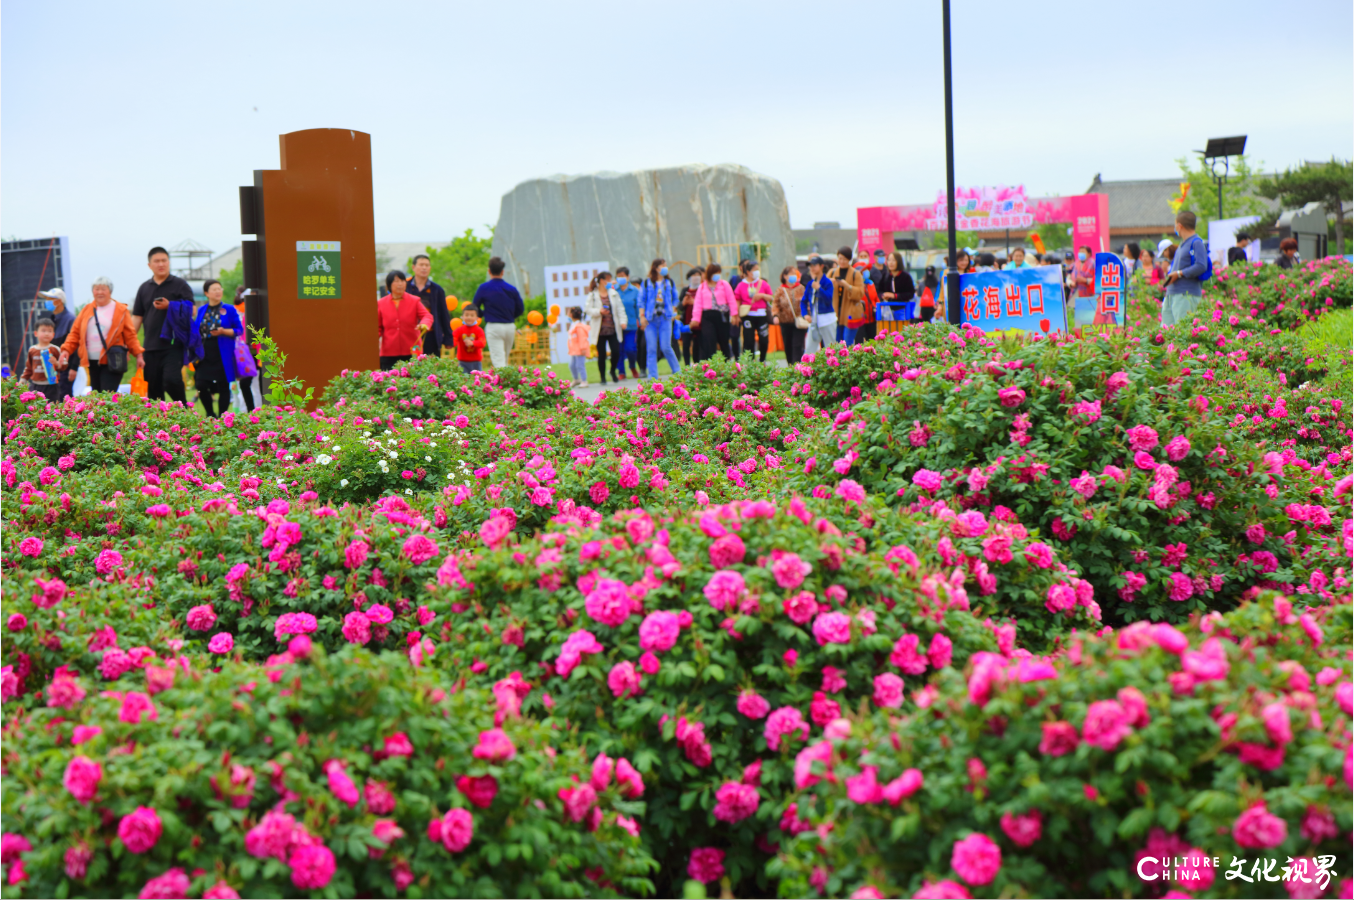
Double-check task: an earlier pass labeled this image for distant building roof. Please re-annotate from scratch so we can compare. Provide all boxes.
[1085,176,1180,229]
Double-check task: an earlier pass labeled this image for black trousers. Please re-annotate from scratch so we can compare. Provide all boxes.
[422,331,442,357]
[680,332,695,365]
[780,323,806,364]
[741,317,769,363]
[380,355,412,371]
[58,372,75,400]
[595,334,621,383]
[633,329,647,375]
[143,345,187,404]
[197,373,231,418]
[920,305,936,322]
[33,382,61,402]
[237,375,257,412]
[701,318,731,360]
[856,321,877,343]
[87,362,124,392]
[729,324,742,358]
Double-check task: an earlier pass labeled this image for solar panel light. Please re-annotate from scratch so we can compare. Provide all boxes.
[1198,136,1247,159]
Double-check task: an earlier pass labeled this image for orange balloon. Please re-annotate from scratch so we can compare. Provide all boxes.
[451,317,463,329]
[547,312,559,324]
[549,304,560,316]
[461,299,473,309]
[527,310,544,326]
[445,294,458,310]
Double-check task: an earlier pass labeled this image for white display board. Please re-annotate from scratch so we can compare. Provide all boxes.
[1208,216,1261,267]
[543,261,608,364]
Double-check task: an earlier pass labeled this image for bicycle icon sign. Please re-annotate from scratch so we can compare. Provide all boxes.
[307,256,332,274]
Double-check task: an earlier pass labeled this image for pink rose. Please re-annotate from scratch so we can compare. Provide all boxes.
[951,832,1002,886]
[712,781,760,823]
[688,847,725,883]
[440,808,474,852]
[1000,810,1042,847]
[289,843,336,889]
[472,728,516,762]
[873,673,904,708]
[812,611,852,646]
[737,689,770,719]
[117,806,163,854]
[1232,803,1287,849]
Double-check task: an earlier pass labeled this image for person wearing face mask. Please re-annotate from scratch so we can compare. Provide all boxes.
[735,260,771,363]
[585,271,627,384]
[638,258,681,377]
[772,265,806,363]
[192,279,245,417]
[1073,246,1096,301]
[37,288,78,398]
[878,251,916,324]
[918,265,939,323]
[830,247,865,346]
[692,264,735,360]
[679,268,703,364]
[1161,211,1211,325]
[800,256,837,354]
[612,267,644,379]
[853,251,880,342]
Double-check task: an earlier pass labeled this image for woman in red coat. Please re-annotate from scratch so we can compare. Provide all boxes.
[377,270,433,370]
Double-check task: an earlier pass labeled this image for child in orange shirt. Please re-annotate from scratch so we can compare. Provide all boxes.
[452,306,487,374]
[566,307,589,388]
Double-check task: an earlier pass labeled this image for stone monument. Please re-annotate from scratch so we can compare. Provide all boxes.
[490,163,795,297]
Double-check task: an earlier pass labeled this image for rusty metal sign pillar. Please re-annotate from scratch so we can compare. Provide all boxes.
[240,129,377,406]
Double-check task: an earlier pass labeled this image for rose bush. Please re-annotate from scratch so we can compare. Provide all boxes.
[1,257,1349,898]
[770,591,1353,899]
[1,644,656,898]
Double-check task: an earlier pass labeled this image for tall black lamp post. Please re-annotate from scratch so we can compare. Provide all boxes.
[942,0,961,324]
[1195,135,1247,221]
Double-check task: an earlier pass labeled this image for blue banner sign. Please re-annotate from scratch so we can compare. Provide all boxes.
[1074,252,1124,327]
[958,265,1068,335]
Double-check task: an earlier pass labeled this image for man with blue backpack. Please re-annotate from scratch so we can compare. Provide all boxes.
[1161,210,1211,326]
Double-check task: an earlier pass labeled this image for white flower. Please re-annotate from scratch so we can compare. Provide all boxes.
[317,454,333,465]
[340,479,349,487]
[430,442,437,448]
[424,455,432,462]
[404,488,413,494]
[447,473,454,479]
[318,435,329,442]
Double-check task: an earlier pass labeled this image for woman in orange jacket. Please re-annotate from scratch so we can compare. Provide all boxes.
[376,270,433,371]
[58,276,144,392]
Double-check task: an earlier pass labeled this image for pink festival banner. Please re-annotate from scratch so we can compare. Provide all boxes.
[857,188,1109,259]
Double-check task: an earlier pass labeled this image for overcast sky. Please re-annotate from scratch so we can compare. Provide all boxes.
[3,0,1351,303]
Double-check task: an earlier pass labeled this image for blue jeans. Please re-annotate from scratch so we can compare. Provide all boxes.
[645,320,679,376]
[836,325,858,346]
[569,355,587,383]
[621,329,642,375]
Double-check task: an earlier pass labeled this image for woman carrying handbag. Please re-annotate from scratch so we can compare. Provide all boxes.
[772,266,806,364]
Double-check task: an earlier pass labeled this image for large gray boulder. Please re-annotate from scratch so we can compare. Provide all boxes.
[490,163,795,297]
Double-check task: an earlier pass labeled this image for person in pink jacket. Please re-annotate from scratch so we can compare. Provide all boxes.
[691,263,735,360]
[376,270,433,370]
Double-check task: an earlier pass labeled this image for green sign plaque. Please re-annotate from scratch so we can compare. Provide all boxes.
[297,240,342,298]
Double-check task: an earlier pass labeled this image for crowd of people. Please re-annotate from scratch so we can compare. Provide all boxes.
[13,247,261,414]
[11,220,1303,408]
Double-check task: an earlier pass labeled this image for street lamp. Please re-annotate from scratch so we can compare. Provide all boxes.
[1195,135,1247,222]
[942,0,960,325]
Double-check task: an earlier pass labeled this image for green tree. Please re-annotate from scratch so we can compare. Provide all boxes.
[216,259,245,302]
[1257,158,1353,256]
[409,227,494,307]
[1175,154,1269,238]
[928,230,979,251]
[1033,222,1072,252]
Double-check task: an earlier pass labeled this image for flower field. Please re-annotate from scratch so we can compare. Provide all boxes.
[1,258,1351,899]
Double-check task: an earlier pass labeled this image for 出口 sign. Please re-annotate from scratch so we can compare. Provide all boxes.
[297,240,342,298]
